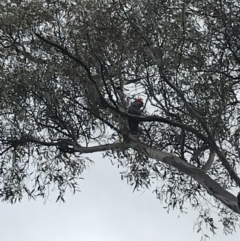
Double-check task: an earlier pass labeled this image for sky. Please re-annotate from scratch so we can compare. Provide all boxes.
[0,153,239,241]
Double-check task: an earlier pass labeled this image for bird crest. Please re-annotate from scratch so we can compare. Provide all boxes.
[136,98,144,106]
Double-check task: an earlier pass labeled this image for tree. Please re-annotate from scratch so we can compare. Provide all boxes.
[0,0,240,236]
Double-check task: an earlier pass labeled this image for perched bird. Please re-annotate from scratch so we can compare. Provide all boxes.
[127,98,144,134]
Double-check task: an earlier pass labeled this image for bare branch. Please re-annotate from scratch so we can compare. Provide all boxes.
[201,149,216,172]
[191,144,210,160]
[124,77,147,85]
[73,142,127,154]
[5,135,127,154]
[123,113,209,143]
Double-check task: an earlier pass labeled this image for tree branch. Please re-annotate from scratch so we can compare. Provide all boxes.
[128,140,239,214]
[201,149,216,172]
[7,133,239,213]
[123,113,209,143]
[8,135,127,155]
[34,32,240,204]
[34,32,110,107]
[34,33,208,143]
[146,45,240,188]
[73,142,127,154]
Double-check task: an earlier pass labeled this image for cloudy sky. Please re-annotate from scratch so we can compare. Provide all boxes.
[0,153,238,241]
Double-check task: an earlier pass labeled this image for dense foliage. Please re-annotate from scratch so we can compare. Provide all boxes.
[0,0,240,237]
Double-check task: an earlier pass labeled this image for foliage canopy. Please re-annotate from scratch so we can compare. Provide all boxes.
[0,0,240,237]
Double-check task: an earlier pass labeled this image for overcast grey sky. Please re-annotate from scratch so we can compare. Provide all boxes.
[0,153,238,241]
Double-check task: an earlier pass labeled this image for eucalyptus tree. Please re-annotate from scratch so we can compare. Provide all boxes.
[0,0,240,236]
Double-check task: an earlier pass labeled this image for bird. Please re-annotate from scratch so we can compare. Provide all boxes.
[127,98,144,135]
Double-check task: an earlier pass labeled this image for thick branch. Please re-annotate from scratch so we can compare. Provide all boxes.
[123,113,209,143]
[212,144,240,187]
[17,136,127,154]
[124,77,146,85]
[128,140,239,214]
[201,149,215,172]
[73,142,127,153]
[8,134,239,213]
[71,137,240,213]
